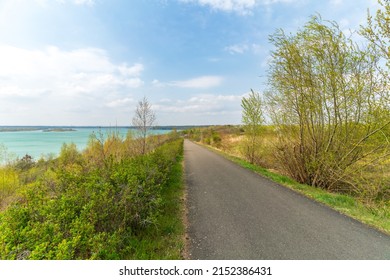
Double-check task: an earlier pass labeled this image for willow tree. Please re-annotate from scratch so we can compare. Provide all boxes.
[241,89,264,164]
[266,15,390,193]
[360,0,390,64]
[360,0,390,112]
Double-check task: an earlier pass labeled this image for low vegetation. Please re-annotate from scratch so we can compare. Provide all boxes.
[0,96,185,260]
[0,131,184,259]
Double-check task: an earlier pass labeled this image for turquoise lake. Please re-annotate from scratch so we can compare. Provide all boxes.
[0,127,171,161]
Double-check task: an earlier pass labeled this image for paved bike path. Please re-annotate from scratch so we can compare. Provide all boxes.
[184,140,390,259]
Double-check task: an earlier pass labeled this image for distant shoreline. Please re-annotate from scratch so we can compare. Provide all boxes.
[43,128,77,132]
[0,125,210,133]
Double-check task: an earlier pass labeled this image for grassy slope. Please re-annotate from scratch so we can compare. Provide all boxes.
[126,153,186,259]
[200,143,390,235]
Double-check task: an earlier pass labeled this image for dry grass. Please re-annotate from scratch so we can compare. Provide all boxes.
[192,125,390,203]
[198,136,390,235]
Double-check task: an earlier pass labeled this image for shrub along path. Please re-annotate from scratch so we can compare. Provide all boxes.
[184,140,390,259]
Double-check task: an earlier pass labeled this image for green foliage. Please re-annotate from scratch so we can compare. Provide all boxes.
[125,151,185,259]
[0,167,20,210]
[241,89,264,164]
[14,154,35,171]
[360,0,390,66]
[0,136,184,259]
[266,15,390,196]
[184,127,222,148]
[241,90,264,131]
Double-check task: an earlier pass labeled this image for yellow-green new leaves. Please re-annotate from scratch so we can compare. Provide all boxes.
[241,90,264,164]
[266,15,390,196]
[361,0,390,64]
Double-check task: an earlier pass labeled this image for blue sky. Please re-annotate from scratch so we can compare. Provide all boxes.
[0,0,380,126]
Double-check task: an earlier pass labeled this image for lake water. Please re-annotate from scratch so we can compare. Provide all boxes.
[0,127,171,162]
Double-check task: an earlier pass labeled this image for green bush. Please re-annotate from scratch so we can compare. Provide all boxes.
[0,138,183,259]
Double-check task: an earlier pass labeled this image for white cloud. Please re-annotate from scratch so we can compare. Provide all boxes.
[180,0,296,14]
[154,94,244,113]
[262,0,295,3]
[118,63,144,77]
[329,0,342,6]
[0,45,144,96]
[251,44,264,54]
[225,43,264,55]
[0,44,144,124]
[225,44,249,54]
[34,0,96,6]
[183,0,256,14]
[106,97,134,108]
[169,76,224,89]
[152,93,244,124]
[151,79,165,88]
[73,0,95,5]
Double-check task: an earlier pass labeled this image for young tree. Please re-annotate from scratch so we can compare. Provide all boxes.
[360,0,390,64]
[241,89,264,164]
[132,97,156,155]
[267,15,390,192]
[360,0,390,106]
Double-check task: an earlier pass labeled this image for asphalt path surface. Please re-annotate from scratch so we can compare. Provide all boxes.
[184,140,390,259]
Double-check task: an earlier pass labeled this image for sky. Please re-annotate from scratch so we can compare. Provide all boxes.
[0,0,381,126]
